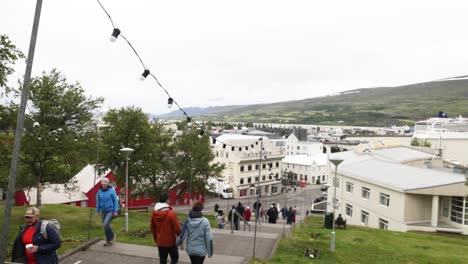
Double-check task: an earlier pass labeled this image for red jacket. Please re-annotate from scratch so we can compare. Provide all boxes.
[150,203,181,247]
[244,209,252,221]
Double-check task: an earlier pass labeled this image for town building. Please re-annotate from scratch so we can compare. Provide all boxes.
[15,164,204,208]
[326,146,468,235]
[282,154,329,184]
[213,134,285,199]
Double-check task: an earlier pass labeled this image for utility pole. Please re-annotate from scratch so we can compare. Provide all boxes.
[0,1,43,262]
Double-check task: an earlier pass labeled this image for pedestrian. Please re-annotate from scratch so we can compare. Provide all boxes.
[95,178,119,246]
[286,207,294,225]
[177,201,213,264]
[215,210,226,229]
[244,206,252,222]
[11,207,61,264]
[228,205,240,230]
[236,202,245,217]
[267,205,278,224]
[214,203,219,212]
[151,192,181,264]
[280,206,288,220]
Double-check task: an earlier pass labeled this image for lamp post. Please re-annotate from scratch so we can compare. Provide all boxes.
[120,147,134,233]
[329,158,343,253]
[282,169,288,237]
[0,1,43,261]
[253,137,264,259]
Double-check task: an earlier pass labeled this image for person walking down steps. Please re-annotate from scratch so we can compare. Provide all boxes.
[95,178,119,246]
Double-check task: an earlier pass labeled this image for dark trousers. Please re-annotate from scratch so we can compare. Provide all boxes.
[189,255,206,264]
[158,245,179,264]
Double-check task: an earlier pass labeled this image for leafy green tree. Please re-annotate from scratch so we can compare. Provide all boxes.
[100,106,166,201]
[0,35,24,94]
[173,130,225,197]
[12,69,103,207]
[0,104,17,135]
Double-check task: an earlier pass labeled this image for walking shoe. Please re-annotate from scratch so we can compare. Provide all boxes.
[103,240,111,246]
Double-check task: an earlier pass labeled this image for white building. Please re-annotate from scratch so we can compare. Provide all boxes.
[327,150,468,235]
[282,154,330,184]
[284,133,324,156]
[213,134,285,199]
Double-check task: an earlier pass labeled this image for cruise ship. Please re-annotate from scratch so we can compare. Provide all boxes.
[412,112,468,140]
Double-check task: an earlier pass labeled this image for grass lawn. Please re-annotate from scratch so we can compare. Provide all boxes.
[0,204,219,259]
[251,216,468,264]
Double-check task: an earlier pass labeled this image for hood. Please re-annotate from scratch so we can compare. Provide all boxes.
[154,202,170,211]
[152,203,171,222]
[188,217,205,228]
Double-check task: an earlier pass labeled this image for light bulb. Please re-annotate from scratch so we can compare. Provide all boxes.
[168,98,174,108]
[110,28,121,42]
[140,69,150,81]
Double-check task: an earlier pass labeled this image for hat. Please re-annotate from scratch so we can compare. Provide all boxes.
[101,178,110,185]
[24,207,40,217]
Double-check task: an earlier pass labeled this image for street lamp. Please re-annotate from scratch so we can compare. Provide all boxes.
[281,169,288,237]
[329,158,343,253]
[120,147,134,233]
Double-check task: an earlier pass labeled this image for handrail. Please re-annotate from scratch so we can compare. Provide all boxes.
[227,209,251,233]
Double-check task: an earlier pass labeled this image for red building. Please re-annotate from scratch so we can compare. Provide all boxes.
[15,165,204,208]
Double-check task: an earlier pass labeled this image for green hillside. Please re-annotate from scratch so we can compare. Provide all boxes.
[254,216,468,264]
[194,79,468,126]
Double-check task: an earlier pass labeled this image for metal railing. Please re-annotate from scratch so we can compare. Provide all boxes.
[226,209,251,233]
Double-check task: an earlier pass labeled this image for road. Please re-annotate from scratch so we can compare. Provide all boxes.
[173,184,323,216]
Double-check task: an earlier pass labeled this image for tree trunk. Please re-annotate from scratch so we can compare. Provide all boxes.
[36,180,42,208]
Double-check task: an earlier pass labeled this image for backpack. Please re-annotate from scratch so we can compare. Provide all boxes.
[40,219,61,240]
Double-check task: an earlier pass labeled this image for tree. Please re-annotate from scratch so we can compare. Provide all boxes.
[0,104,17,135]
[411,137,420,147]
[100,107,225,202]
[100,107,168,201]
[0,35,24,94]
[13,69,103,207]
[173,130,225,198]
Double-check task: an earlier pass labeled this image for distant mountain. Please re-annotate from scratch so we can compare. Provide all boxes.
[153,106,245,119]
[155,77,468,127]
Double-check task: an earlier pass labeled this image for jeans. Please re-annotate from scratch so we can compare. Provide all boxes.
[189,255,206,264]
[158,245,179,264]
[218,224,225,229]
[101,212,115,241]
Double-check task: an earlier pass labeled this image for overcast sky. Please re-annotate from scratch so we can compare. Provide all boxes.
[2,0,468,114]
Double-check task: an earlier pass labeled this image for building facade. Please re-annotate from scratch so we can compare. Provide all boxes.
[213,134,285,199]
[282,154,330,184]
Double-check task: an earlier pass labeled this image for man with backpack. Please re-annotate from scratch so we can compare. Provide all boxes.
[11,207,61,264]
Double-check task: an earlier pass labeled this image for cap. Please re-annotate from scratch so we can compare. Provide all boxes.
[24,207,40,217]
[101,178,110,185]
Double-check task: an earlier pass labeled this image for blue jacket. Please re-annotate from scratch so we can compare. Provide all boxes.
[12,221,61,264]
[96,187,119,213]
[178,216,213,257]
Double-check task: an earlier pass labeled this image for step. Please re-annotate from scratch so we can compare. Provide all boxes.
[60,240,248,264]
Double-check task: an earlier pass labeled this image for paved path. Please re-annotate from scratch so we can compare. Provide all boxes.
[60,240,248,264]
[60,186,314,263]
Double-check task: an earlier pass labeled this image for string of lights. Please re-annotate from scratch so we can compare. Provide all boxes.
[95,0,265,151]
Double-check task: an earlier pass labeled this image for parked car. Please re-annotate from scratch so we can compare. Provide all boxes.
[320,184,331,192]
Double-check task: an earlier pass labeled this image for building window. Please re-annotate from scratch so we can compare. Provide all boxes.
[276,162,279,167]
[361,210,369,226]
[255,176,259,182]
[239,189,247,197]
[297,146,300,150]
[450,197,465,224]
[345,204,353,217]
[226,153,229,158]
[346,182,354,193]
[262,164,266,169]
[248,177,252,183]
[249,189,255,196]
[240,178,244,185]
[240,165,244,172]
[275,173,279,179]
[362,187,370,200]
[248,164,252,171]
[216,151,219,157]
[379,193,390,207]
[271,185,278,193]
[263,175,266,181]
[265,185,269,193]
[322,175,325,181]
[379,218,389,230]
[255,164,259,170]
